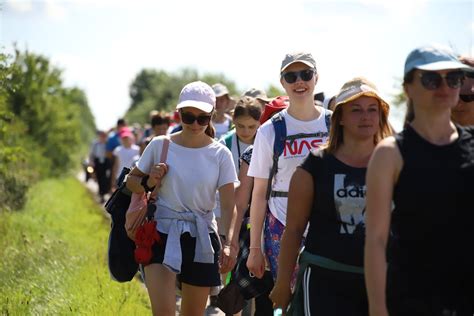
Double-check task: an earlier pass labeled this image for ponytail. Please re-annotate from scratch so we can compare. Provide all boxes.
[205,120,216,139]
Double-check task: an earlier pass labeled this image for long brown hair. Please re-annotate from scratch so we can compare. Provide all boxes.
[205,118,216,139]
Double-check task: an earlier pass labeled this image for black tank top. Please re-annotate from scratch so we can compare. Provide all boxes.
[300,150,367,267]
[389,124,474,294]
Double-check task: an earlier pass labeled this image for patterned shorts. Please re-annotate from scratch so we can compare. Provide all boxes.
[263,210,301,287]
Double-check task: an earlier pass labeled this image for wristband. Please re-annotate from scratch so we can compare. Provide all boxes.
[141,175,155,192]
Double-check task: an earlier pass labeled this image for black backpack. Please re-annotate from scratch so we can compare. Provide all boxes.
[105,167,138,282]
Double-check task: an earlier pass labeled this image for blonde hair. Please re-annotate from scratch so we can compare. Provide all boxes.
[325,78,393,153]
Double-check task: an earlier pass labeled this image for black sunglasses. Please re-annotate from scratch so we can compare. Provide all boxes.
[460,94,474,102]
[281,69,315,84]
[180,111,212,126]
[418,71,465,90]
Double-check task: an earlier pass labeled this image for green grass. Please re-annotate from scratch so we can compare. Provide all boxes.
[0,177,150,315]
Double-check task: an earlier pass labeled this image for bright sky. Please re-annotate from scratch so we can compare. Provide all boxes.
[1,0,473,131]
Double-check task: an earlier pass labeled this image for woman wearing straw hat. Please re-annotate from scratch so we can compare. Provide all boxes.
[270,77,392,315]
[365,45,474,316]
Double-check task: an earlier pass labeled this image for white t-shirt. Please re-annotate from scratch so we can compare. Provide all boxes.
[213,131,250,219]
[219,131,252,173]
[113,145,140,179]
[137,136,238,217]
[214,116,232,140]
[248,107,330,226]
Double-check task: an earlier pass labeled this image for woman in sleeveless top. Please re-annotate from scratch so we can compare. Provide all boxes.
[365,45,474,316]
[270,77,392,315]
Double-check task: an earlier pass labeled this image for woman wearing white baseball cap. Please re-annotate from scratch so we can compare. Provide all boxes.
[365,45,474,316]
[126,81,239,315]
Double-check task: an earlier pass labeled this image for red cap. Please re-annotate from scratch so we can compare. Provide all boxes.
[119,127,134,138]
[259,96,289,124]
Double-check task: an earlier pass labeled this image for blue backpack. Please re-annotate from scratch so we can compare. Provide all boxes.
[265,109,331,200]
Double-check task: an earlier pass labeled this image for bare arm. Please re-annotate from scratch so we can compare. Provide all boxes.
[229,161,253,247]
[125,166,147,193]
[270,168,313,310]
[246,177,269,279]
[125,164,168,194]
[219,182,238,273]
[110,155,119,190]
[365,137,402,316]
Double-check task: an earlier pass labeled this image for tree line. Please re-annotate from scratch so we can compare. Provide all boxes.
[125,68,285,124]
[0,48,96,211]
[0,47,286,211]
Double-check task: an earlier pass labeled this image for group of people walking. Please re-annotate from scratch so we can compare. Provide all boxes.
[98,43,473,316]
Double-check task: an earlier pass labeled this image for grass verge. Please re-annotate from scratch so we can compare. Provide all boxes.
[0,177,150,315]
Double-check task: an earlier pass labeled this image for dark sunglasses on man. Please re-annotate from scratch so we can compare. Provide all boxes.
[418,70,465,90]
[281,69,316,84]
[180,111,212,126]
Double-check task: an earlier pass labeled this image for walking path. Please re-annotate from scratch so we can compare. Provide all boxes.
[78,173,226,316]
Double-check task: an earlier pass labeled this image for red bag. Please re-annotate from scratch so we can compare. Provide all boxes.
[124,138,170,241]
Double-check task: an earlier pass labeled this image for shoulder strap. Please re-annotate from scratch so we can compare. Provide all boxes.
[160,137,170,163]
[265,113,287,200]
[223,130,234,149]
[149,137,170,203]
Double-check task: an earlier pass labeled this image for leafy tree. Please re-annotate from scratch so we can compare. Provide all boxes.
[266,84,285,98]
[7,49,95,176]
[0,48,96,211]
[125,68,238,125]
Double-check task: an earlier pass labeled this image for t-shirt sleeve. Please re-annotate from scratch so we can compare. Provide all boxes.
[112,146,119,157]
[299,150,323,179]
[300,152,317,174]
[105,135,117,152]
[240,146,253,166]
[247,125,273,179]
[217,146,238,188]
[136,138,159,174]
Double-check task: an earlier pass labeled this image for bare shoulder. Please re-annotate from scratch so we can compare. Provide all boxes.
[372,136,400,159]
[369,136,403,180]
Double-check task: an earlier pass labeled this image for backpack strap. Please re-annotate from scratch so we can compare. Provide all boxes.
[265,113,287,200]
[222,130,235,150]
[324,108,331,132]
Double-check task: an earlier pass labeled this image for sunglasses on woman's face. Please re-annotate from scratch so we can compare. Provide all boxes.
[281,69,315,84]
[418,71,465,90]
[180,111,212,126]
[459,94,474,103]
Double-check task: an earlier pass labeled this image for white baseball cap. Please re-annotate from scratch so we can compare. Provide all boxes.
[176,81,216,113]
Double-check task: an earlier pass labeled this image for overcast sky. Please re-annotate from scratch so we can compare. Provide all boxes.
[1,0,473,131]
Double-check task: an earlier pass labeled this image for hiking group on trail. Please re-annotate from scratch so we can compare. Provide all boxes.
[87,44,474,316]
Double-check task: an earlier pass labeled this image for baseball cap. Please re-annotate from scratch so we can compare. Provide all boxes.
[404,44,471,76]
[119,128,134,139]
[259,96,289,124]
[176,81,215,113]
[212,83,229,97]
[280,52,317,73]
[334,77,389,112]
[242,88,271,103]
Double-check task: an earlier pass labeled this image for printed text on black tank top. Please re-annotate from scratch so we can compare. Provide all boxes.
[333,174,366,235]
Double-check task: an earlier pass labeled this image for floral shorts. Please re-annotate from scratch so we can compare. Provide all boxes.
[263,210,302,287]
